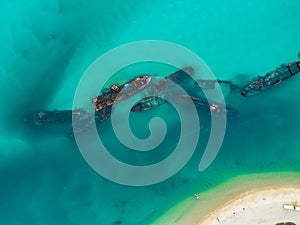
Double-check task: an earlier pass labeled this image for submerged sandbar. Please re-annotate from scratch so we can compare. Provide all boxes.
[152,172,300,225]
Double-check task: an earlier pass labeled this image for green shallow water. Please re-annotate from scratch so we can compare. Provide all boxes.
[0,1,300,225]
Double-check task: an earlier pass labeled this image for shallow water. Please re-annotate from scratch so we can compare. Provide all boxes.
[1,1,300,224]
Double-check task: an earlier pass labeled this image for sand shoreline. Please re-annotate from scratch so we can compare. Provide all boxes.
[151,172,300,225]
[201,186,300,224]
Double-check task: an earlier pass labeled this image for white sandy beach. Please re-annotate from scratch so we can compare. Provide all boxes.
[152,172,300,225]
[201,187,300,225]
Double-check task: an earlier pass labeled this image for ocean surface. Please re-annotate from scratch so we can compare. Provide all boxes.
[1,0,300,224]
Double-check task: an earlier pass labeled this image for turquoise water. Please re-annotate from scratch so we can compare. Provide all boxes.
[1,0,300,224]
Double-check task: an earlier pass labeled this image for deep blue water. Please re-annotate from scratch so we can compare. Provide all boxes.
[1,1,300,224]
